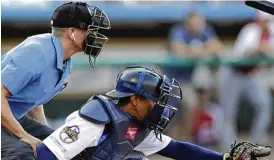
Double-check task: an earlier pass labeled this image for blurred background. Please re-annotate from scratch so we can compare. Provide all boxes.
[2,0,274,159]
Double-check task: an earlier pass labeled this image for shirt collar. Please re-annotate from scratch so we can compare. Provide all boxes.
[51,34,64,70]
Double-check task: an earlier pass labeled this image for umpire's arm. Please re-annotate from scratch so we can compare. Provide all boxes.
[1,42,44,143]
[1,85,28,138]
[28,105,48,125]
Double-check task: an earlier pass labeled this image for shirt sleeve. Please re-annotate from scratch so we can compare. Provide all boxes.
[168,25,186,42]
[204,26,217,41]
[1,61,39,95]
[232,24,257,58]
[133,131,172,156]
[1,42,45,95]
[43,111,105,160]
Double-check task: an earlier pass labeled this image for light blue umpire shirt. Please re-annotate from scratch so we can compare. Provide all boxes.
[1,33,72,120]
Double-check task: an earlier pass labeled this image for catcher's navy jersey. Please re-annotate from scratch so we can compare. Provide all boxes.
[1,33,72,120]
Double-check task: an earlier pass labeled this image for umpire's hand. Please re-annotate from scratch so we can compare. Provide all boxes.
[20,133,41,158]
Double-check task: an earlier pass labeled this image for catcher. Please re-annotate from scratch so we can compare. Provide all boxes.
[36,66,272,160]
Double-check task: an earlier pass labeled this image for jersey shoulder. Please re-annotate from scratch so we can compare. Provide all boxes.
[79,95,111,125]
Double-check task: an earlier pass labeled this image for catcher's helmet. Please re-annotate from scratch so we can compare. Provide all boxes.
[106,66,182,140]
[51,2,111,67]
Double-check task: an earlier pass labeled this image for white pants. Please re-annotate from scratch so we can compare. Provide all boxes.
[218,67,272,151]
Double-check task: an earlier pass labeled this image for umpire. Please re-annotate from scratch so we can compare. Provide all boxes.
[1,2,110,160]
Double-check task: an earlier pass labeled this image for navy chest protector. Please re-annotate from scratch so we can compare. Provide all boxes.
[76,95,151,160]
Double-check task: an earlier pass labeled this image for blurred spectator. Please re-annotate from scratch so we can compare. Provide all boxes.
[167,11,223,107]
[219,11,274,152]
[169,11,223,59]
[163,11,223,140]
[190,87,223,147]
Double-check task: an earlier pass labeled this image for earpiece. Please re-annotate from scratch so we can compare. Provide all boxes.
[72,33,76,41]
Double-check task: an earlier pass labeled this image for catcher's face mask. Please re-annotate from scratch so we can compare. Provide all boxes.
[144,76,182,141]
[83,6,110,68]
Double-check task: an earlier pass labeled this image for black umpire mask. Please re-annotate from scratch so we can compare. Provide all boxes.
[51,2,111,68]
[83,6,110,68]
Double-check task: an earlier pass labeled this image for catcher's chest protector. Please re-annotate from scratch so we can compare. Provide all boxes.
[79,95,151,160]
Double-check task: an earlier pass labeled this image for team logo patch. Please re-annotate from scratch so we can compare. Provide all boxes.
[59,125,80,144]
[125,126,138,140]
